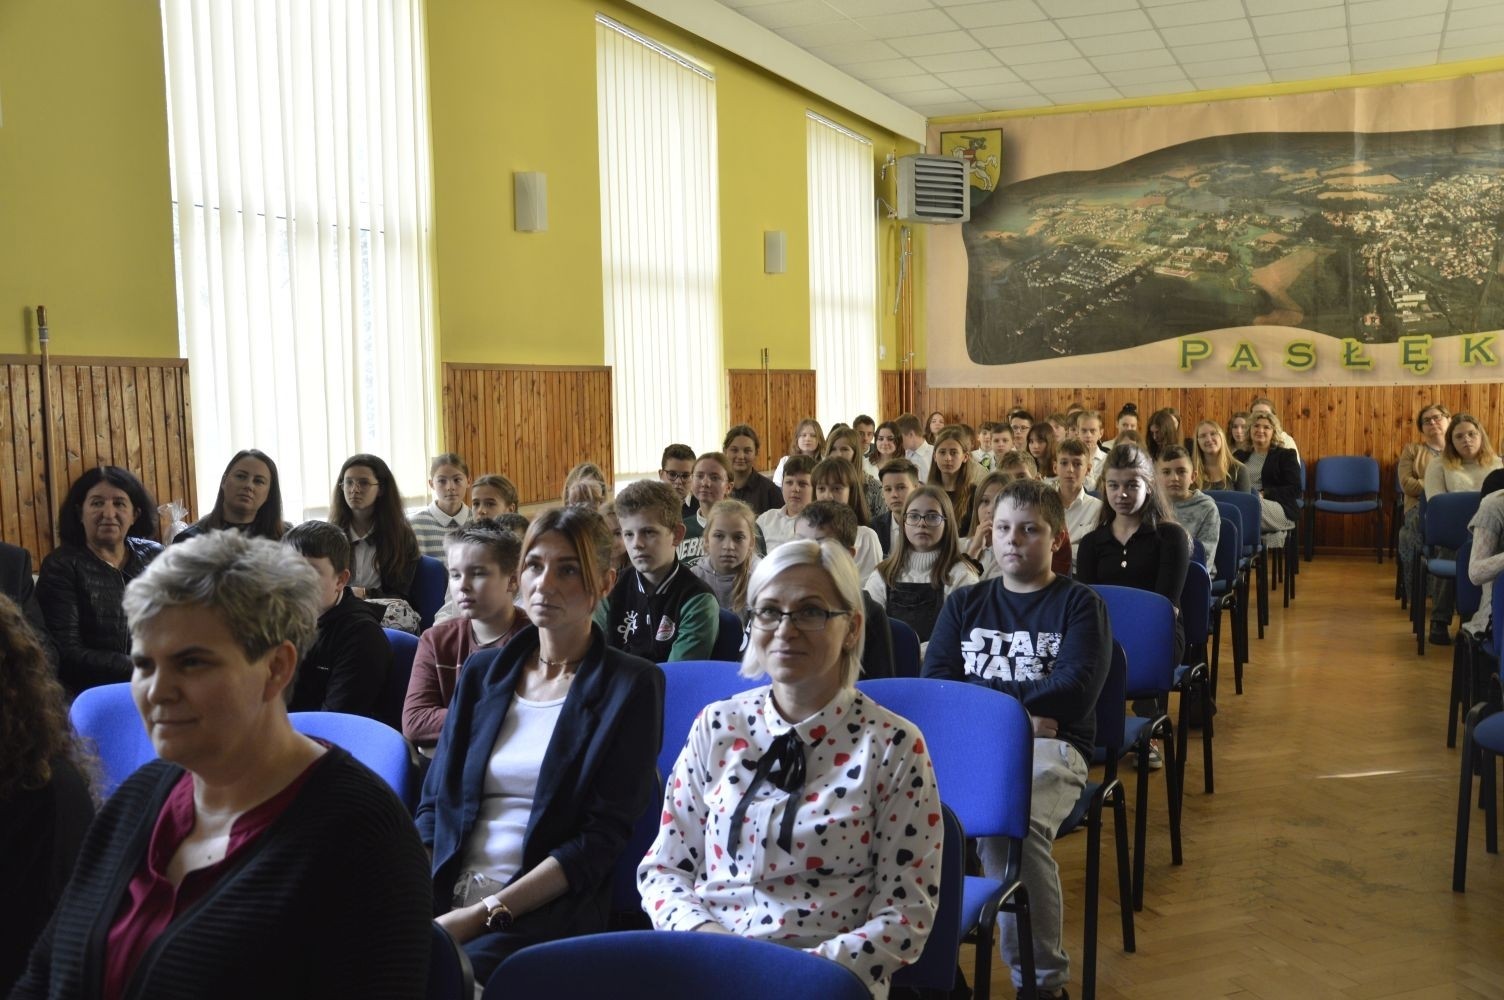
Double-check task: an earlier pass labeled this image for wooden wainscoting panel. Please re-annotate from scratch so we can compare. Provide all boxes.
[727,370,816,471]
[441,363,613,507]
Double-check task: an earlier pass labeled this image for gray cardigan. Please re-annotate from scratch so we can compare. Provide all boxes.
[1173,492,1222,576]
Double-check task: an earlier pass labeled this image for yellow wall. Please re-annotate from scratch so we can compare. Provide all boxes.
[426,0,920,370]
[0,0,177,358]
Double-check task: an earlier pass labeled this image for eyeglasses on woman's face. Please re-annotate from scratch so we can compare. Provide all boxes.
[748,605,852,632]
[903,511,946,527]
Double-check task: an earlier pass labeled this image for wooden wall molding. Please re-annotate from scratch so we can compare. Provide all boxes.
[727,369,817,471]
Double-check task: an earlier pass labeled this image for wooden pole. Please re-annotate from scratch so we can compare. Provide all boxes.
[36,304,60,547]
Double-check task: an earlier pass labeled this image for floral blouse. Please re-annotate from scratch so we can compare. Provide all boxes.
[638,686,943,998]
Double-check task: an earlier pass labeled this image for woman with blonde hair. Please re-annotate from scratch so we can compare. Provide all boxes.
[1422,413,1502,645]
[691,499,761,613]
[1192,419,1252,493]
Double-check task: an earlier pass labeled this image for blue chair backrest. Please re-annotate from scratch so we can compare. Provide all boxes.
[1179,561,1211,649]
[893,803,965,991]
[1096,641,1129,752]
[1207,490,1262,554]
[487,930,871,999]
[857,678,1032,842]
[889,618,922,677]
[1090,585,1176,697]
[382,627,420,731]
[1315,455,1379,497]
[289,711,415,807]
[1494,569,1504,662]
[709,608,745,661]
[1425,491,1480,552]
[1213,515,1240,587]
[428,921,475,1000]
[1190,537,1206,567]
[69,682,155,797]
[1456,537,1481,620]
[411,555,448,630]
[611,773,664,914]
[657,660,762,784]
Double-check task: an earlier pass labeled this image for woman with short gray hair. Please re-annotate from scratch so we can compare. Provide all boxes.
[12,531,433,999]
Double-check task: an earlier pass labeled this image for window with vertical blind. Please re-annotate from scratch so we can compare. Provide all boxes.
[161,0,436,520]
[806,112,878,427]
[596,15,724,479]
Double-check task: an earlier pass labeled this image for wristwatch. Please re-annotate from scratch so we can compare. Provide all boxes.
[482,894,514,932]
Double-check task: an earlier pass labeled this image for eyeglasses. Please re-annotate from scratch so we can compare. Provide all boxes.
[659,469,692,483]
[342,478,377,490]
[904,511,946,526]
[748,606,852,632]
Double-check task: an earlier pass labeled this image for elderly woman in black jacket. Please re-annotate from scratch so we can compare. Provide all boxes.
[36,467,163,695]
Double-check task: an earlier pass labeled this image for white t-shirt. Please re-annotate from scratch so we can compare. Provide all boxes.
[1061,490,1105,575]
[461,694,567,883]
[757,507,801,549]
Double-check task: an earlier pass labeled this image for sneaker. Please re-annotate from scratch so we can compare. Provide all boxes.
[1132,742,1164,770]
[1430,622,1452,646]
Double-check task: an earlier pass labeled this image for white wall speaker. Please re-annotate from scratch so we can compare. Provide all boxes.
[514,172,548,233]
[764,230,786,274]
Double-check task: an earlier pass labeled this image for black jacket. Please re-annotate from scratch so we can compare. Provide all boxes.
[1235,445,1303,521]
[291,587,391,719]
[873,511,898,558]
[731,469,784,517]
[35,538,161,695]
[0,541,57,667]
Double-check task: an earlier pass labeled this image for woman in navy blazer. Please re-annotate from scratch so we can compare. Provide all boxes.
[415,505,663,985]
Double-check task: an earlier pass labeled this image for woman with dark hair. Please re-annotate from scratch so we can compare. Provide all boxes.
[725,425,784,515]
[1026,423,1058,481]
[824,426,883,518]
[925,409,948,444]
[419,505,663,984]
[0,595,97,994]
[173,449,288,544]
[871,420,901,470]
[36,466,163,694]
[328,453,421,603]
[1397,403,1449,604]
[1145,407,1188,462]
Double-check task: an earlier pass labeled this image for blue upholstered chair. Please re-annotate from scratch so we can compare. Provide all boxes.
[1309,456,1383,563]
[708,607,746,661]
[382,627,420,731]
[1413,491,1481,655]
[889,617,922,677]
[410,555,449,631]
[289,711,416,808]
[69,682,154,797]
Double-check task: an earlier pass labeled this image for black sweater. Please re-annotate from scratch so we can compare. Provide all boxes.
[35,539,161,695]
[11,748,432,1000]
[291,587,391,719]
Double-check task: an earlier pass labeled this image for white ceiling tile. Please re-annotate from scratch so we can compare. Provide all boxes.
[845,57,928,78]
[913,49,1004,71]
[1252,7,1346,35]
[1264,43,1350,69]
[1445,23,1504,46]
[919,99,990,115]
[1090,47,1178,70]
[879,84,966,101]
[1242,0,1341,13]
[1180,54,1269,76]
[877,73,949,92]
[1148,0,1249,29]
[957,80,1043,100]
[856,9,963,36]
[1441,39,1504,61]
[1041,87,1125,102]
[1035,70,1112,89]
[944,0,1049,27]
[1191,71,1273,87]
[1172,38,1261,64]
[825,0,930,15]
[971,21,1068,46]
[1349,0,1447,26]
[777,21,870,47]
[990,39,1085,64]
[1105,65,1192,85]
[808,38,904,63]
[1074,30,1167,55]
[1266,27,1350,52]
[1449,4,1504,30]
[1026,59,1102,79]
[887,31,982,56]
[1269,62,1348,81]
[1352,51,1441,72]
[1161,20,1252,46]
[1352,34,1442,59]
[937,65,1024,86]
[1036,0,1139,16]
[1116,80,1195,97]
[1353,15,1444,44]
[982,94,1056,110]
[1055,9,1156,38]
[739,0,846,30]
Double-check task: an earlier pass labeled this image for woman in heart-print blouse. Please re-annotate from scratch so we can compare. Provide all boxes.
[638,539,943,999]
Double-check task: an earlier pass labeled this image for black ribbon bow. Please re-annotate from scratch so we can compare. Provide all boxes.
[725,730,808,859]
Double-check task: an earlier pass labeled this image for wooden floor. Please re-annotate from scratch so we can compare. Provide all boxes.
[976,554,1504,1000]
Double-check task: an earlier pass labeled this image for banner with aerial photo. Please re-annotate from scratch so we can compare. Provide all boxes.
[924,71,1504,386]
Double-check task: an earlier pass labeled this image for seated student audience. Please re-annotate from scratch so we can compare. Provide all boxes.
[852,413,878,474]
[598,499,629,574]
[871,419,902,471]
[679,452,767,567]
[1423,413,1502,645]
[37,466,163,695]
[470,473,519,520]
[402,521,531,752]
[1110,402,1139,449]
[825,426,884,517]
[0,595,95,996]
[1009,408,1034,445]
[330,454,421,606]
[996,449,1040,481]
[1055,438,1104,575]
[922,478,1111,1000]
[14,531,432,999]
[925,409,948,442]
[658,442,698,513]
[638,539,941,993]
[1193,419,1252,493]
[1464,469,1504,639]
[1249,397,1300,458]
[562,463,609,508]
[929,427,981,536]
[989,424,1016,471]
[793,501,896,678]
[692,499,761,613]
[771,419,824,491]
[1,540,56,665]
[1159,445,1220,574]
[1075,409,1107,481]
[873,457,919,558]
[172,448,288,544]
[865,485,979,646]
[1226,411,1252,453]
[811,457,884,577]
[1077,441,1190,683]
[723,425,784,514]
[756,454,815,549]
[597,480,718,662]
[1397,403,1449,602]
[973,420,997,468]
[408,453,472,558]
[896,412,934,482]
[420,506,663,985]
[962,470,1014,579]
[1233,412,1299,544]
[1026,423,1058,483]
[282,521,391,718]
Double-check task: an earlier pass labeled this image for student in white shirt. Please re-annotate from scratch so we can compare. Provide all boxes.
[896,413,933,482]
[1054,439,1104,576]
[408,453,474,558]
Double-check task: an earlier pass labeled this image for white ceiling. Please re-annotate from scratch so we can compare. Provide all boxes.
[712,0,1504,118]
